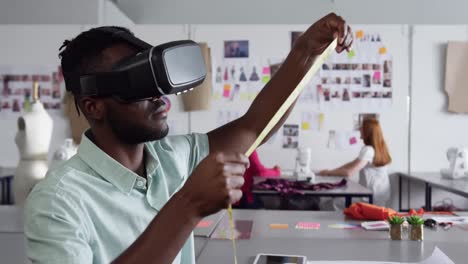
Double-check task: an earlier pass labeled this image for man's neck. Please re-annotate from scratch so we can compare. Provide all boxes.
[88,129,146,177]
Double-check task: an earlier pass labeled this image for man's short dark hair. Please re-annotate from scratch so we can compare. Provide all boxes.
[59,26,134,95]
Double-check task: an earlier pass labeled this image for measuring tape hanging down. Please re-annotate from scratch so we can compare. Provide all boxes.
[227,39,338,264]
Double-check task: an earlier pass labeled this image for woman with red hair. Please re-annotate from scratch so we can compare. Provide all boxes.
[320,118,392,206]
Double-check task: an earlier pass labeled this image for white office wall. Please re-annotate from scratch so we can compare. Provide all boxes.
[410,26,468,172]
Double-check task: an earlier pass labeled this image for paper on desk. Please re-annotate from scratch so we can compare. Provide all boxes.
[431,216,468,225]
[306,247,454,264]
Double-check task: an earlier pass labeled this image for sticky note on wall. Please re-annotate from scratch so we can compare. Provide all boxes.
[379,47,387,55]
[356,30,364,39]
[373,71,381,80]
[347,50,356,59]
[223,84,231,98]
[319,113,325,130]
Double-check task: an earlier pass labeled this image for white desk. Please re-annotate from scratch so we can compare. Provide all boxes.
[399,172,468,211]
[0,206,30,264]
[195,209,468,263]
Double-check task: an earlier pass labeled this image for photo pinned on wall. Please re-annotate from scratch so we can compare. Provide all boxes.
[291,31,303,49]
[229,83,241,101]
[363,74,371,88]
[383,91,392,98]
[224,40,249,58]
[342,88,351,102]
[331,89,341,99]
[249,65,261,82]
[322,63,331,70]
[323,88,331,102]
[383,60,392,88]
[283,124,299,149]
[215,66,222,83]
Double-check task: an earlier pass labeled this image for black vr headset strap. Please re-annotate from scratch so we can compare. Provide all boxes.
[79,71,130,98]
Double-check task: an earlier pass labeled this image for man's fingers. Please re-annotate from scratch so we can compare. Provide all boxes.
[226,176,245,189]
[229,189,243,204]
[215,152,249,167]
[223,163,247,175]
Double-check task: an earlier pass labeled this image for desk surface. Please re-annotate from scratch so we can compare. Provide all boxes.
[197,238,466,264]
[197,209,468,263]
[204,209,468,242]
[0,206,23,232]
[253,176,373,196]
[400,172,468,198]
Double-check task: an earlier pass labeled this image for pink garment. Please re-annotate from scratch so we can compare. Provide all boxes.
[241,151,280,204]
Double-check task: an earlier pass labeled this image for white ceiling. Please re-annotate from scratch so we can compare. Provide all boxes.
[115,0,468,24]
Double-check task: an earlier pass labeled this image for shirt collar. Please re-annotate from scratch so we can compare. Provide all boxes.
[77,131,160,194]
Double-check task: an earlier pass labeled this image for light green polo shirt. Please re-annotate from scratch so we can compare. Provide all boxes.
[24,132,209,264]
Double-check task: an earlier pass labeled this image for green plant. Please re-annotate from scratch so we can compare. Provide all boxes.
[388,215,404,225]
[406,215,424,226]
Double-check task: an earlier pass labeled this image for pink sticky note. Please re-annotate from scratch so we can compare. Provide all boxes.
[197,220,213,228]
[295,222,320,230]
[373,71,381,80]
[349,137,357,145]
[262,67,270,75]
[223,84,231,98]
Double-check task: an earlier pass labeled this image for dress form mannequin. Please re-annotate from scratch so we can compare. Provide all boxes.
[13,82,53,205]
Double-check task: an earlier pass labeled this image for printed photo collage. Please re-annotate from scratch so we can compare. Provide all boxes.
[0,66,64,116]
[317,59,393,103]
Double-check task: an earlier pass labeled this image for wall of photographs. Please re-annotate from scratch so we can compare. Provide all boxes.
[211,29,394,113]
[189,25,409,183]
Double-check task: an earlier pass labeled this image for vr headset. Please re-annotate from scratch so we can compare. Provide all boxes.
[64,27,207,101]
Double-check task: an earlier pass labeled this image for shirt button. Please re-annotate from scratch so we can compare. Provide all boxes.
[136,180,145,187]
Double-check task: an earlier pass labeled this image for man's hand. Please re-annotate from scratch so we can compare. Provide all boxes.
[294,13,353,56]
[181,152,249,217]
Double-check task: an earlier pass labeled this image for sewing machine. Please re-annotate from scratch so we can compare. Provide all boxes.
[441,147,468,179]
[294,147,315,182]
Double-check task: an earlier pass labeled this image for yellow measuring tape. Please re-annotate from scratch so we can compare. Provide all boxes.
[227,39,338,264]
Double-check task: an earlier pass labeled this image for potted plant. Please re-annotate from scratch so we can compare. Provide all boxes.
[388,215,404,240]
[406,215,424,241]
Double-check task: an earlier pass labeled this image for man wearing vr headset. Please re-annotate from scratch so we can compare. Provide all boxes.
[24,13,352,264]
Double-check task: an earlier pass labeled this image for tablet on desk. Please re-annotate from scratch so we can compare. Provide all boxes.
[253,253,307,264]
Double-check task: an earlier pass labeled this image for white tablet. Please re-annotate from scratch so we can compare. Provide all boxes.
[253,253,307,264]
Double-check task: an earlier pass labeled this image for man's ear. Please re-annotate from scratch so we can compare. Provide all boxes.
[80,97,106,122]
